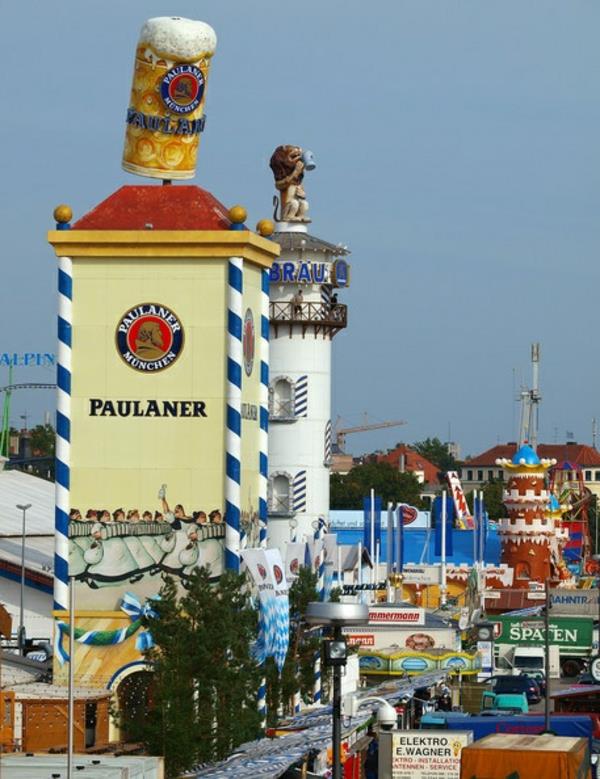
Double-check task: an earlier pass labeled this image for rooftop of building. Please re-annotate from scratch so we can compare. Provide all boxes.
[465,442,600,468]
[0,466,54,579]
[273,230,350,255]
[72,184,232,230]
[374,443,440,484]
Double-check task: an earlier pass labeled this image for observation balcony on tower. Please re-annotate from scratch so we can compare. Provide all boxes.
[269,301,347,338]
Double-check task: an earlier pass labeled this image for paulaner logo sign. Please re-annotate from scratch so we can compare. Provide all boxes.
[116,303,184,372]
[89,399,207,418]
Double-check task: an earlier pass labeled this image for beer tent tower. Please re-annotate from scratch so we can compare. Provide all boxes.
[496,444,558,587]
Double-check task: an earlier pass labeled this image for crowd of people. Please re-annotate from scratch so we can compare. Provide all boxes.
[69,498,223,527]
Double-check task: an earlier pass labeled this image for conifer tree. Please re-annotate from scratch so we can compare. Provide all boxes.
[118,568,262,777]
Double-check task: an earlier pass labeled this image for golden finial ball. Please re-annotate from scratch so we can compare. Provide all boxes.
[256,218,275,237]
[53,204,73,224]
[228,205,247,224]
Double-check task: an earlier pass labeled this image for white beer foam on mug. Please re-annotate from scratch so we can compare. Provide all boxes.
[140,16,217,61]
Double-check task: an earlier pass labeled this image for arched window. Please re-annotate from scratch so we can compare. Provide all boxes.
[269,376,295,419]
[515,561,531,580]
[116,671,154,743]
[269,472,293,515]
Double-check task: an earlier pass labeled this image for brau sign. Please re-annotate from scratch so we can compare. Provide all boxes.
[368,607,425,626]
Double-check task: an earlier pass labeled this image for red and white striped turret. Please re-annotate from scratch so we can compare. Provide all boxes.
[496,444,557,587]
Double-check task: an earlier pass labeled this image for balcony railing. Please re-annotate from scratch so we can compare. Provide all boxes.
[269,302,347,337]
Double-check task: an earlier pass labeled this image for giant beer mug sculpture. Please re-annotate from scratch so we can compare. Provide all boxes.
[122,16,217,179]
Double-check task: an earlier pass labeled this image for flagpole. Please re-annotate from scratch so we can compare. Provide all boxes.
[441,491,448,607]
[67,576,75,779]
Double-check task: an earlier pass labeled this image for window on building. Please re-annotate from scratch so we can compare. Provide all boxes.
[488,470,494,482]
[515,562,531,580]
[269,473,292,515]
[585,470,592,482]
[595,471,600,482]
[477,470,483,481]
[498,470,504,481]
[269,377,294,418]
[467,470,473,481]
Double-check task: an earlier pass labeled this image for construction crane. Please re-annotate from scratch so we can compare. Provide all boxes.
[334,413,407,453]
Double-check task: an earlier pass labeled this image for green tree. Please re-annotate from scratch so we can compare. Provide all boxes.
[330,462,423,509]
[482,479,505,520]
[122,569,262,777]
[30,423,55,457]
[412,437,457,474]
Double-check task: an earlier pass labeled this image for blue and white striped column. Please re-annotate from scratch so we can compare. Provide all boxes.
[313,516,326,705]
[257,269,270,729]
[225,257,243,572]
[259,269,270,549]
[55,255,72,610]
[257,675,267,731]
[315,516,326,601]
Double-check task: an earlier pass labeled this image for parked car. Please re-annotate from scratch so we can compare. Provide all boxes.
[486,674,542,704]
[521,670,547,697]
[480,691,529,715]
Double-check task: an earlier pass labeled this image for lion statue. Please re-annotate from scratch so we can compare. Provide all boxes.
[270,145,310,223]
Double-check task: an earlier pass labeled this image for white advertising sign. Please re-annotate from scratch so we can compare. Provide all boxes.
[401,565,441,585]
[346,634,375,647]
[391,731,473,779]
[477,640,493,673]
[368,607,425,626]
[550,588,600,615]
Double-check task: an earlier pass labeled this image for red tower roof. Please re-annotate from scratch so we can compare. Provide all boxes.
[72,185,232,231]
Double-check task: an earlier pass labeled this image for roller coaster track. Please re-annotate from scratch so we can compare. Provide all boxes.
[0,381,56,457]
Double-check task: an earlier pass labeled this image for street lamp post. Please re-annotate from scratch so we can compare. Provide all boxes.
[16,502,31,653]
[544,577,551,733]
[305,602,369,779]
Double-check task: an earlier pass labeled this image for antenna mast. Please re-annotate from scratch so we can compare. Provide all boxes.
[518,343,541,451]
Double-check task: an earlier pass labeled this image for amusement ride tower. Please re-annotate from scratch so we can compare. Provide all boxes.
[266,146,350,549]
[496,444,558,587]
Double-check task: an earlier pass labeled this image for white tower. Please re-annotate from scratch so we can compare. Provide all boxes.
[266,145,350,550]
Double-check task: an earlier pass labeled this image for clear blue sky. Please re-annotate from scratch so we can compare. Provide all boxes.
[1,1,598,458]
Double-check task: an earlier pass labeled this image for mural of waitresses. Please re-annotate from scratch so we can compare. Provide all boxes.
[69,519,224,601]
[358,646,482,676]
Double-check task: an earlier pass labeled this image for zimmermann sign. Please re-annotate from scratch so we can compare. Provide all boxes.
[368,607,425,626]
